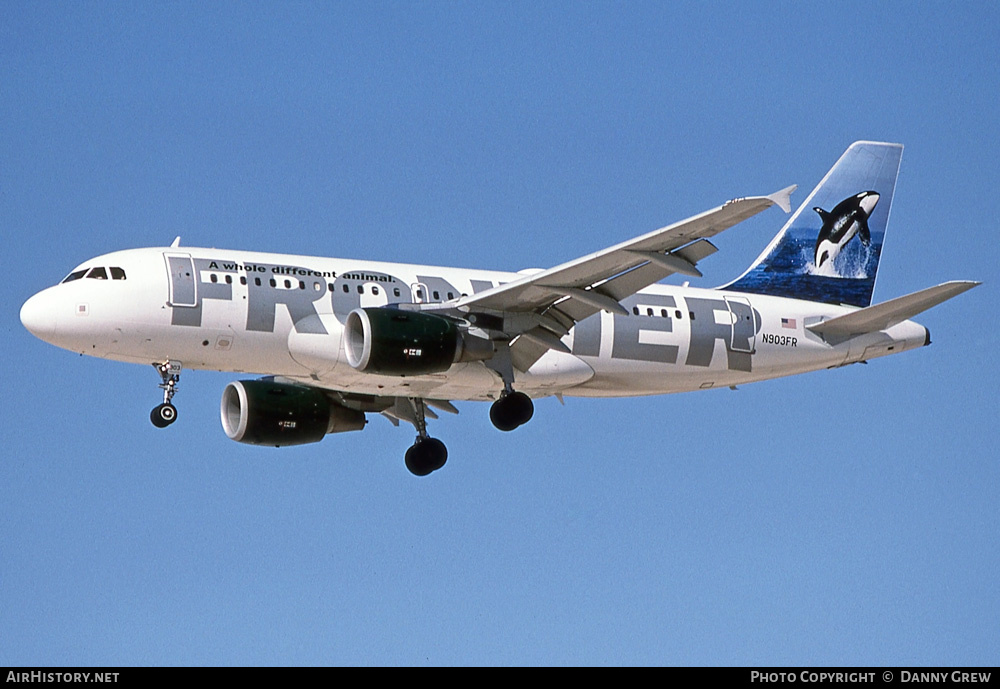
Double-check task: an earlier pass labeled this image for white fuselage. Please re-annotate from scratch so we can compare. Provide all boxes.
[21,246,929,402]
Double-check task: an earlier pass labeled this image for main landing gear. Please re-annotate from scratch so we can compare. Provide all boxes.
[489,391,534,431]
[403,398,448,477]
[150,360,182,428]
[405,437,448,477]
[397,388,533,476]
[486,344,534,432]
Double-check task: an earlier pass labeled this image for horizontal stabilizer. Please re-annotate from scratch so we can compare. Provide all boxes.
[807,281,980,336]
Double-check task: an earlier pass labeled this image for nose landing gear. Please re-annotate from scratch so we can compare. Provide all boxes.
[150,403,177,428]
[150,360,182,428]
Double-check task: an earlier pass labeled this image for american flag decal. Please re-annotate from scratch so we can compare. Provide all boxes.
[781,318,796,329]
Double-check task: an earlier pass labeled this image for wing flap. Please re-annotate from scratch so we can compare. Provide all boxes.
[520,239,721,338]
[510,337,550,372]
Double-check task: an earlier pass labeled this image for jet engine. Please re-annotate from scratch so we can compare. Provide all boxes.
[344,307,494,376]
[221,380,366,447]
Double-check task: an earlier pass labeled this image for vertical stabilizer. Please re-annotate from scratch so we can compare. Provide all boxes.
[724,141,903,308]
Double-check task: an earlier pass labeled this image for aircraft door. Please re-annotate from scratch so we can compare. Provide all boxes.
[411,282,429,304]
[725,296,756,353]
[164,253,197,307]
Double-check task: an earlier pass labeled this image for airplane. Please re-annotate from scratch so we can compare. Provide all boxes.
[20,141,979,476]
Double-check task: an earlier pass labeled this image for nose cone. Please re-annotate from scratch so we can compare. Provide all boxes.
[20,289,59,341]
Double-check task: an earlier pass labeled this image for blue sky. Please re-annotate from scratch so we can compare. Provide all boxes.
[3,2,997,666]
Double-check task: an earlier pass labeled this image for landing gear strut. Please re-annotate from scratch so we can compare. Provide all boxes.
[403,398,448,476]
[486,344,534,432]
[150,360,181,428]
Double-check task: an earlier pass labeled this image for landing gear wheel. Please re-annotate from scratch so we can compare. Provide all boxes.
[151,361,182,428]
[490,391,534,431]
[405,437,448,476]
[150,403,177,428]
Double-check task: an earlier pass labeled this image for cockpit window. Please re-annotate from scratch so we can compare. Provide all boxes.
[62,266,125,283]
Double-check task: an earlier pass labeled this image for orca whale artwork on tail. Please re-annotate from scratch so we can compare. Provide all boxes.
[813,190,879,269]
[725,141,903,308]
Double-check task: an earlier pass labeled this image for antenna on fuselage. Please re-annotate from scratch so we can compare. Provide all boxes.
[170,236,181,248]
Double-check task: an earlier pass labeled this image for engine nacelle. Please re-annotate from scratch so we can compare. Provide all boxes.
[344,307,494,376]
[221,380,366,447]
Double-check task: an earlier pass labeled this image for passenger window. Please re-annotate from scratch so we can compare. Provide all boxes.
[372,286,379,296]
[211,274,218,283]
[632,306,639,315]
[660,309,667,318]
[647,308,654,316]
[62,270,87,283]
[675,310,682,319]
[269,278,276,288]
[240,276,247,285]
[86,267,108,280]
[357,285,364,294]
[225,275,232,284]
[255,277,261,287]
[433,291,440,301]
[393,288,400,297]
[284,279,291,289]
[447,292,454,300]
[343,284,349,293]
[110,267,126,280]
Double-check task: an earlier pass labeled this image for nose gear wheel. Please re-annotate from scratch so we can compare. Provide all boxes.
[150,360,182,428]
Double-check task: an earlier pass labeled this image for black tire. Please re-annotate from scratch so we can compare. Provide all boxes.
[509,391,534,426]
[150,403,177,428]
[490,392,533,431]
[423,437,448,472]
[405,437,448,476]
[490,397,518,431]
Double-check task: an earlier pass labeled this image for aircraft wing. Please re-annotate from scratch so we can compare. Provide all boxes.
[429,186,795,370]
[452,186,795,315]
